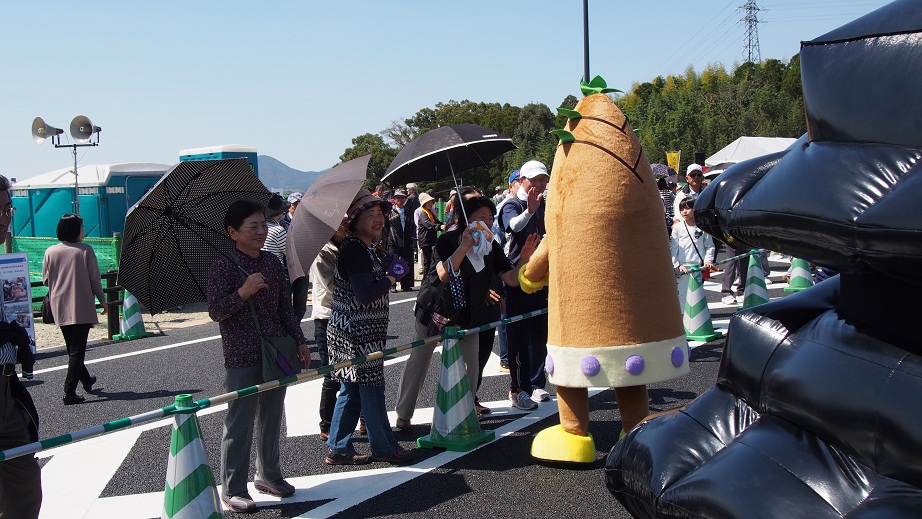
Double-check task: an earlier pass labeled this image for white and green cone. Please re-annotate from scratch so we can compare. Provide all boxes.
[417,328,494,451]
[784,258,814,293]
[741,253,770,309]
[162,395,223,519]
[115,290,153,341]
[683,266,723,342]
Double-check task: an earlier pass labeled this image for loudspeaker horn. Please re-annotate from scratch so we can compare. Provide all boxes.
[70,115,101,143]
[32,117,63,145]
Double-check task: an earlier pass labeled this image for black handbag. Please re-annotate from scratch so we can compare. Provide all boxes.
[41,295,54,324]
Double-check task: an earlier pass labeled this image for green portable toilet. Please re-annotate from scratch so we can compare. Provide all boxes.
[11,162,171,238]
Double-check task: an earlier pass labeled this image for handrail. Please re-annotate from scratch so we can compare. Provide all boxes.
[0,307,548,461]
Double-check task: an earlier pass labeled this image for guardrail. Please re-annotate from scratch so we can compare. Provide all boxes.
[31,270,123,339]
[0,307,548,462]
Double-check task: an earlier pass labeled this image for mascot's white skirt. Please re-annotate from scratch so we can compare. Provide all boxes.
[545,335,689,388]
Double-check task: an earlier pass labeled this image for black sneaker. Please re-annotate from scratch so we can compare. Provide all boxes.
[325,451,370,465]
[63,394,85,405]
[254,478,295,497]
[83,375,97,393]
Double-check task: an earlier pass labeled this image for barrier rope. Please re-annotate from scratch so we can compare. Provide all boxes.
[683,248,766,274]
[0,307,548,461]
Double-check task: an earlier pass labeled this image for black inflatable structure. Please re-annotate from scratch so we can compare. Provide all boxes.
[604,1,922,517]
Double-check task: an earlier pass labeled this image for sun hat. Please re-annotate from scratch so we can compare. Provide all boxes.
[419,192,435,206]
[346,189,392,225]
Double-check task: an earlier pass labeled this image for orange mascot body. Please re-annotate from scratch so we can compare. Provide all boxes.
[522,77,689,463]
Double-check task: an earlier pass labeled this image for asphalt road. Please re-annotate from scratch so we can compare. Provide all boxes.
[20,256,795,519]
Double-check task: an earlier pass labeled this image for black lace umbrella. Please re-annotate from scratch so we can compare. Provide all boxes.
[118,158,274,314]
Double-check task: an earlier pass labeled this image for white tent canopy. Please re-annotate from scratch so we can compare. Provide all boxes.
[705,137,797,167]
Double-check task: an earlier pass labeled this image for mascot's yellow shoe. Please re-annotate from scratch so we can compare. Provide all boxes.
[531,424,596,464]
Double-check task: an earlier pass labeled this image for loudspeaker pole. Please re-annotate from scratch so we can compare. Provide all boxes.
[32,115,102,216]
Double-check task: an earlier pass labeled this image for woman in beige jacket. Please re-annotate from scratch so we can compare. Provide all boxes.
[42,214,107,405]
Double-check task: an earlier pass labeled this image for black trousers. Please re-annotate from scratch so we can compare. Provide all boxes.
[314,319,339,433]
[61,323,93,396]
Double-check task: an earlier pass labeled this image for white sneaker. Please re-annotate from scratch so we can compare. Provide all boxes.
[721,294,736,305]
[510,391,538,410]
[531,388,551,402]
[764,277,773,285]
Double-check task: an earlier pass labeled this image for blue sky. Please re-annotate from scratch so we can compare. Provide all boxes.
[3,0,891,180]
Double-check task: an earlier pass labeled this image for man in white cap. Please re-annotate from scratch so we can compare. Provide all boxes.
[281,192,302,230]
[672,164,705,220]
[500,160,551,409]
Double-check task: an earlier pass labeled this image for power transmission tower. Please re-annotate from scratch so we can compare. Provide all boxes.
[740,0,762,63]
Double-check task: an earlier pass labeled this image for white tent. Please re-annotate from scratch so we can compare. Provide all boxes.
[705,137,797,167]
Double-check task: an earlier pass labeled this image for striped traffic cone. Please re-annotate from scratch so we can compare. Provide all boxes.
[162,395,223,519]
[741,252,770,309]
[114,290,154,341]
[417,327,495,451]
[683,266,723,342]
[783,258,814,293]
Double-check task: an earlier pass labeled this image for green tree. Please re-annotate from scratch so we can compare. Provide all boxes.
[339,133,397,190]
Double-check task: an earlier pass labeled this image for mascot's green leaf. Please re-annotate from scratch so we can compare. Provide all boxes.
[557,107,582,120]
[550,129,575,143]
[580,75,622,96]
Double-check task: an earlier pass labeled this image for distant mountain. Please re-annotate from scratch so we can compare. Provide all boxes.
[257,155,328,193]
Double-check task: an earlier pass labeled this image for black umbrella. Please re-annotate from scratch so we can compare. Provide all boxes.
[118,158,274,314]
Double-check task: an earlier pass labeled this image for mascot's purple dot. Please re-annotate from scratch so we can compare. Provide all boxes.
[671,347,685,368]
[625,355,645,375]
[545,354,555,375]
[580,356,601,377]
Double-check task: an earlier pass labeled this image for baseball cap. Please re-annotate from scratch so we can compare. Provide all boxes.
[686,164,703,176]
[520,160,549,179]
[508,169,521,185]
[287,192,303,204]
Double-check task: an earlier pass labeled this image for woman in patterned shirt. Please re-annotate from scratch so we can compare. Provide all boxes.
[324,189,413,466]
[206,199,310,513]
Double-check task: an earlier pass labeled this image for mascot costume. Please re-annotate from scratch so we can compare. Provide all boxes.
[520,77,690,464]
[605,1,922,516]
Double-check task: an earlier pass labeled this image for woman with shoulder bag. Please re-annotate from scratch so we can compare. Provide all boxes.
[206,199,310,513]
[394,195,538,430]
[42,214,108,405]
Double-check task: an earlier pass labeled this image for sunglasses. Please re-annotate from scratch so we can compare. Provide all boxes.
[688,172,703,178]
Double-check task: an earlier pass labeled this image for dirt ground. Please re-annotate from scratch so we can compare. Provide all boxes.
[33,302,214,351]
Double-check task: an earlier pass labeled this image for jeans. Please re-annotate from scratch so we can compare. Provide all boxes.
[327,382,399,457]
[314,319,339,433]
[61,324,93,397]
[220,365,286,497]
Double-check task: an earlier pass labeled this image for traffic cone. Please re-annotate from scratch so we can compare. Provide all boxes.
[417,327,495,451]
[783,258,814,293]
[114,290,154,341]
[683,266,723,342]
[162,395,224,519]
[741,252,770,309]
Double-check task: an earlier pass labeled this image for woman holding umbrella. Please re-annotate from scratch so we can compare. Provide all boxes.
[325,189,413,465]
[206,199,310,513]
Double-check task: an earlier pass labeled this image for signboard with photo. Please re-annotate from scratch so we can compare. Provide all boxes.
[0,253,36,353]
